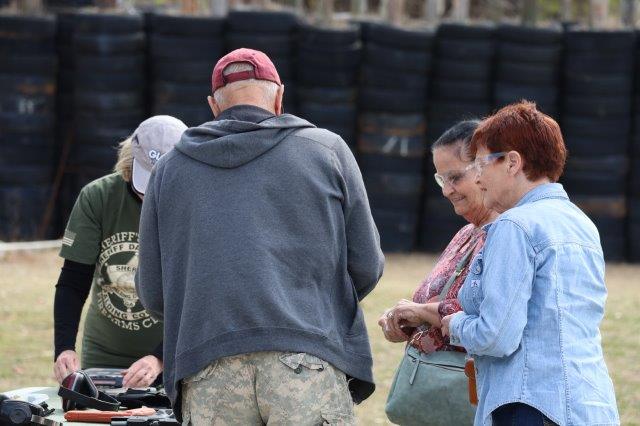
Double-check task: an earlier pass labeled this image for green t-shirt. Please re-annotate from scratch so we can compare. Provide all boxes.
[60,173,162,369]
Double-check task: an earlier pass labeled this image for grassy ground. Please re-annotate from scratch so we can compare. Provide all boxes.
[1,251,638,424]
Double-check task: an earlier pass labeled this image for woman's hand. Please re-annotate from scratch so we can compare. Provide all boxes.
[122,355,163,388]
[54,350,80,383]
[389,299,435,328]
[378,309,410,343]
[441,314,455,337]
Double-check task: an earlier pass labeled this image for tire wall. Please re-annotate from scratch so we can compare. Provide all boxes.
[227,10,299,114]
[297,23,360,149]
[630,31,640,262]
[560,29,636,261]
[359,22,433,252]
[56,12,147,231]
[148,13,225,127]
[0,15,57,241]
[0,12,639,263]
[423,23,495,253]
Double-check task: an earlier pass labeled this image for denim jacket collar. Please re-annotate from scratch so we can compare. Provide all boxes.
[482,183,568,233]
[515,182,568,207]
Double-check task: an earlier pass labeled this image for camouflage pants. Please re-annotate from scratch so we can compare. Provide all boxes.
[181,351,356,426]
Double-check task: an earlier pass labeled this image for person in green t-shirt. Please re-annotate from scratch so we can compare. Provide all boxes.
[53,116,187,388]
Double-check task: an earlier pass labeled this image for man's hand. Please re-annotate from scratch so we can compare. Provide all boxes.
[378,309,410,343]
[122,355,163,388]
[54,350,80,383]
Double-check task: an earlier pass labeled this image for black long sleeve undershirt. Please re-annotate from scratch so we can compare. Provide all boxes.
[54,259,163,362]
[54,259,93,360]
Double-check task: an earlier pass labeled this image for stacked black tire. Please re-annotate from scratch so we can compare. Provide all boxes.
[358,23,433,252]
[428,23,495,142]
[60,13,146,214]
[147,14,225,127]
[296,23,360,149]
[630,33,640,262]
[55,12,79,229]
[0,15,57,241]
[226,10,298,113]
[494,24,562,118]
[561,29,636,261]
[420,24,494,252]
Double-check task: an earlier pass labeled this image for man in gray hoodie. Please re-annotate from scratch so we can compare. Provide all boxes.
[136,48,384,425]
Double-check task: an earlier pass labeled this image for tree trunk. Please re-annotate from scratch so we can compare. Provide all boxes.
[15,0,43,13]
[486,0,502,22]
[211,0,229,16]
[316,0,334,25]
[424,0,440,23]
[561,0,572,21]
[522,0,538,25]
[451,0,470,21]
[351,0,368,16]
[620,0,636,26]
[589,0,609,28]
[379,0,388,19]
[387,0,405,25]
[180,0,194,14]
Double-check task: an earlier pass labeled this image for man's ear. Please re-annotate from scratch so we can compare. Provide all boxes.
[208,95,221,118]
[506,151,523,176]
[275,84,284,115]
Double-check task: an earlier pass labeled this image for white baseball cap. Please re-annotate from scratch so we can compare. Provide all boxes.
[131,115,187,194]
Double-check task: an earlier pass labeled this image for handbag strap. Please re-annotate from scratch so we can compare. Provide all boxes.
[437,237,480,302]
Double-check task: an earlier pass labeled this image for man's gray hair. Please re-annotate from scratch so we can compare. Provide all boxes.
[213,62,279,106]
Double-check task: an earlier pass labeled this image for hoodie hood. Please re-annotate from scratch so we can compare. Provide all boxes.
[175,105,315,169]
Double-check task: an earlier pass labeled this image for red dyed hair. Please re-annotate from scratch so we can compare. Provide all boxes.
[471,101,567,182]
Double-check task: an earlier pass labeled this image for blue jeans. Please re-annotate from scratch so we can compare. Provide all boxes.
[492,403,558,426]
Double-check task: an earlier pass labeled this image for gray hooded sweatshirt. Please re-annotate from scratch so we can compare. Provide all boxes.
[136,105,384,419]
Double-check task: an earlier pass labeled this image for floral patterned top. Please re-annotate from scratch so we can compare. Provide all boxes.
[408,223,486,354]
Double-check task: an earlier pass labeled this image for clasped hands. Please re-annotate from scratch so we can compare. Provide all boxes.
[378,298,457,342]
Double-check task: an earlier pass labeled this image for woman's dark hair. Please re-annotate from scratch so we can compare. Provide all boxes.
[431,119,481,161]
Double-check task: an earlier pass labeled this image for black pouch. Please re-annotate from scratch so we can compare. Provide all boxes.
[112,389,171,409]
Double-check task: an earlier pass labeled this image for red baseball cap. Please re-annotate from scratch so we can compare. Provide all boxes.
[211,48,281,93]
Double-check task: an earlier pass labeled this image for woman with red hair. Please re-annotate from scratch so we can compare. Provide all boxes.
[442,101,619,425]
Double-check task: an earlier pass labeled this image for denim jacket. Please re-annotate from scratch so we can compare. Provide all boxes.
[449,183,619,426]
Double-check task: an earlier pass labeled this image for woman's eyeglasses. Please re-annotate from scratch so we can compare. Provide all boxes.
[471,152,507,174]
[434,163,475,188]
[434,152,507,188]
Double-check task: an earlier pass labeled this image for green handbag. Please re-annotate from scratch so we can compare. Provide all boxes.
[385,246,477,426]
